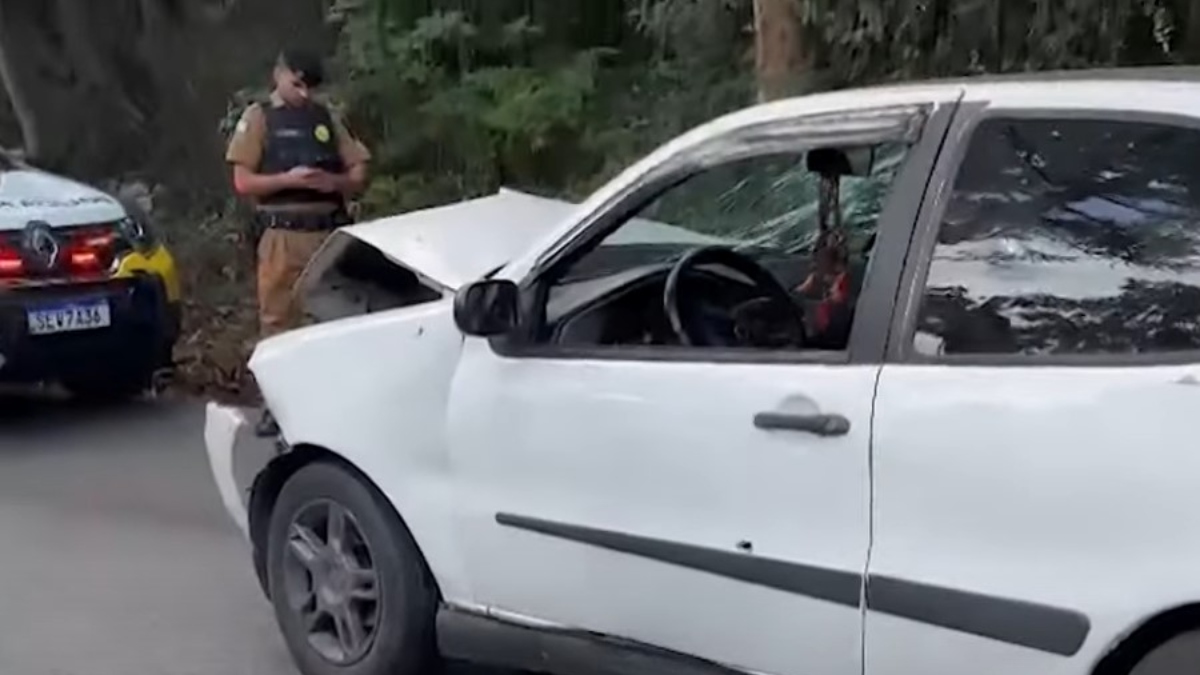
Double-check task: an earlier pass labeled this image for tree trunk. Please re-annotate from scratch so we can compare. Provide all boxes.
[1182,0,1200,62]
[0,3,40,155]
[753,0,808,102]
[0,0,332,194]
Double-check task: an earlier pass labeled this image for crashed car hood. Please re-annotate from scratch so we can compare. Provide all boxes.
[0,169,125,229]
[343,188,732,290]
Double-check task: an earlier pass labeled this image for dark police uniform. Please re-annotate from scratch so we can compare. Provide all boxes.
[226,92,370,337]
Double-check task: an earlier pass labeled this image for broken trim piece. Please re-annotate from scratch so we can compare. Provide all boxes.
[675,104,931,172]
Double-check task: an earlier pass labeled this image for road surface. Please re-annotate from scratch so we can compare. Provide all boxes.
[0,392,519,675]
[0,393,298,675]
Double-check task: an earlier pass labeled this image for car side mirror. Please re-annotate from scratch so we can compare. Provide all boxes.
[454,279,519,337]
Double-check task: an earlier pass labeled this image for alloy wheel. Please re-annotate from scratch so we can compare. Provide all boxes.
[281,498,382,665]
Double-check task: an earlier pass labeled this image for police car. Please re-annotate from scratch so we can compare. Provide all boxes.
[0,153,180,399]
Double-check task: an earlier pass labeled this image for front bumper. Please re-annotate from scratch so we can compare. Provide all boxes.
[204,402,280,539]
[0,274,180,383]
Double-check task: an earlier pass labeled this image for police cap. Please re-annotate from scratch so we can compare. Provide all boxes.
[279,48,325,89]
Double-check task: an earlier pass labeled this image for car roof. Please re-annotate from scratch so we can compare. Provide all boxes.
[861,65,1200,90]
[830,65,1200,102]
[684,66,1200,152]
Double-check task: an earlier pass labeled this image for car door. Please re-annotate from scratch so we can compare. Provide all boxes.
[868,88,1200,675]
[445,98,956,675]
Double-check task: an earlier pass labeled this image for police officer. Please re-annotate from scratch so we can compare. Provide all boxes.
[226,48,370,339]
[225,48,370,435]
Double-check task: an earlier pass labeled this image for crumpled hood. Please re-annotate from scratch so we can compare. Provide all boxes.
[0,170,126,230]
[343,189,578,290]
[343,188,730,290]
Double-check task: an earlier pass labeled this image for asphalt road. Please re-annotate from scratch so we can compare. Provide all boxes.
[0,393,299,675]
[0,392,520,675]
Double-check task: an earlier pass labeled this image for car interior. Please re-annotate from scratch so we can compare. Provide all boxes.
[542,145,888,353]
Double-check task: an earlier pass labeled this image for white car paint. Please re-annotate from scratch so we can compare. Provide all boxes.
[0,169,125,229]
[446,345,875,675]
[205,72,1200,675]
[860,79,1200,675]
[203,403,251,537]
[249,298,476,601]
[868,365,1200,675]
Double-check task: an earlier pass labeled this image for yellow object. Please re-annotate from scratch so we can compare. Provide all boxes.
[113,243,182,303]
[315,124,332,143]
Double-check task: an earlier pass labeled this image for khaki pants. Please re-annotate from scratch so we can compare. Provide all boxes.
[256,228,331,339]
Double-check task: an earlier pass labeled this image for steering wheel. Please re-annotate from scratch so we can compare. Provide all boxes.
[664,246,807,348]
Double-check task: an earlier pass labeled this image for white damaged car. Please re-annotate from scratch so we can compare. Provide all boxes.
[206,69,1200,675]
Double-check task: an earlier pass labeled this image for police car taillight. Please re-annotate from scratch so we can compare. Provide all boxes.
[0,224,121,280]
[0,245,22,276]
[68,249,101,270]
[65,225,117,273]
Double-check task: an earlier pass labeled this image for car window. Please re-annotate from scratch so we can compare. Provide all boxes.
[563,145,907,284]
[914,116,1200,358]
[541,142,911,352]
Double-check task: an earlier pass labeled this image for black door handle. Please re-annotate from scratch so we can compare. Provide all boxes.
[753,411,851,437]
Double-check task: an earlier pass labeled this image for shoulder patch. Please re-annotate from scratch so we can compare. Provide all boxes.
[233,103,265,135]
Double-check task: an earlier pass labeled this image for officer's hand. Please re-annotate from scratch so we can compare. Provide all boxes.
[284,166,321,188]
[306,171,345,194]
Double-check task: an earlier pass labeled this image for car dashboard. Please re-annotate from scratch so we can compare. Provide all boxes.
[546,263,785,348]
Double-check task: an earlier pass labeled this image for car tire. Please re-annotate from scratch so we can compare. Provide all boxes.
[266,461,439,675]
[1129,630,1200,675]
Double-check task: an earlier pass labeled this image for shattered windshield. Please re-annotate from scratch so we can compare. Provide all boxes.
[562,143,908,283]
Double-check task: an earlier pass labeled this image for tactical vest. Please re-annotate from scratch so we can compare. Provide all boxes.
[258,101,347,207]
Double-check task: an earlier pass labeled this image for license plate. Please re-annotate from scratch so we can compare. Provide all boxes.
[27,299,112,336]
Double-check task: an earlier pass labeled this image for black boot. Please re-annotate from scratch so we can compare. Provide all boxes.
[255,408,280,438]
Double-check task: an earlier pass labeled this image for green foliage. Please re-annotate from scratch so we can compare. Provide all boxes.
[629,0,753,66]
[802,0,1191,88]
[329,0,752,217]
[314,0,1200,219]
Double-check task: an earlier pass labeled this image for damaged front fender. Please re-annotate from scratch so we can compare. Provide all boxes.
[203,402,284,540]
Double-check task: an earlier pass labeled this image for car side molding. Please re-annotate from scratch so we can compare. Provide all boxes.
[496,513,1091,657]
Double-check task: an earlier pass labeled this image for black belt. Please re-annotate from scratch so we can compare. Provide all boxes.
[253,208,351,232]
